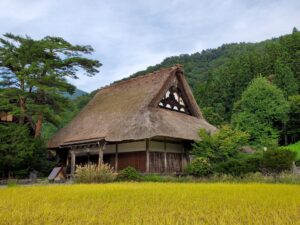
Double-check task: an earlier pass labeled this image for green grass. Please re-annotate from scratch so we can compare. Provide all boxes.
[0,183,299,225]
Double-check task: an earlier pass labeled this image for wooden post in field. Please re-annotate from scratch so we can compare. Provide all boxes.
[146,139,150,173]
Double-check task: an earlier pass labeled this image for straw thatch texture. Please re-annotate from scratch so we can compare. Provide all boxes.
[48,66,217,148]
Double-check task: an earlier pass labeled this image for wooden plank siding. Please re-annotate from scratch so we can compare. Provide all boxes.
[117,151,146,172]
[149,152,165,173]
[167,153,182,173]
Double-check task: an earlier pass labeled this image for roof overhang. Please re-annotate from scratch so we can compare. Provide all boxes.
[60,137,105,148]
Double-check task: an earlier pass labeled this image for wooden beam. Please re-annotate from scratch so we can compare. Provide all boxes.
[70,151,76,176]
[164,138,167,173]
[181,144,187,171]
[115,143,118,171]
[98,142,105,167]
[146,139,150,173]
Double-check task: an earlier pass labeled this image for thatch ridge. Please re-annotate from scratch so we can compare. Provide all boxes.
[98,66,180,93]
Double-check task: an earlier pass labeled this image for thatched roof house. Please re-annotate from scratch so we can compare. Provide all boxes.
[48,65,216,174]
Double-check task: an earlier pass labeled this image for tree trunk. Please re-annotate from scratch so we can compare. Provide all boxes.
[283,122,288,145]
[34,112,43,138]
[19,97,25,125]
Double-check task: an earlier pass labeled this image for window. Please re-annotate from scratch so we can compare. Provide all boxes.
[158,86,190,115]
[0,112,13,122]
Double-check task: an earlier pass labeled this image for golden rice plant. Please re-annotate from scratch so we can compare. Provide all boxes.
[0,183,299,225]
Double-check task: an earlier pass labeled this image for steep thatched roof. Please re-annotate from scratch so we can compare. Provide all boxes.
[48,66,217,148]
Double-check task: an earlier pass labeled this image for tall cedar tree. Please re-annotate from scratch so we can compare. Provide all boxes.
[0,33,101,137]
[231,77,289,147]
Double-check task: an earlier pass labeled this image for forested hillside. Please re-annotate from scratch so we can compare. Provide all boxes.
[63,88,87,100]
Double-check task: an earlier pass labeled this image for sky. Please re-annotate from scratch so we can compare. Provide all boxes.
[0,0,299,92]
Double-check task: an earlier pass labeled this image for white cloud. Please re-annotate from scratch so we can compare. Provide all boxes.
[0,0,299,92]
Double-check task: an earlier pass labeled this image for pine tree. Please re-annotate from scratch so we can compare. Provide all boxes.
[231,77,289,147]
[0,33,101,137]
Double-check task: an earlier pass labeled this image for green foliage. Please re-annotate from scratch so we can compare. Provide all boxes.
[286,96,300,143]
[0,124,54,178]
[192,125,249,163]
[7,179,18,188]
[141,175,168,182]
[284,141,300,160]
[184,157,213,177]
[261,148,297,174]
[273,60,298,98]
[117,166,142,181]
[201,107,224,126]
[0,33,101,137]
[214,154,262,176]
[75,164,116,183]
[0,124,34,178]
[42,92,96,140]
[232,77,289,147]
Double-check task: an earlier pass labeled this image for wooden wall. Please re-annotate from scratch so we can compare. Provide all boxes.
[149,152,183,173]
[118,151,146,172]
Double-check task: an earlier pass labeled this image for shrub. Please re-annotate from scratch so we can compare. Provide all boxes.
[295,159,300,167]
[214,154,262,176]
[192,125,249,164]
[75,163,116,183]
[117,166,141,181]
[185,157,212,177]
[261,148,297,174]
[7,179,18,188]
[141,174,167,182]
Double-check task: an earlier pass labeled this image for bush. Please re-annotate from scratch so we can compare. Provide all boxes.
[192,125,249,164]
[117,166,141,181]
[185,157,212,177]
[261,148,297,174]
[214,154,262,176]
[295,159,300,167]
[7,179,18,188]
[141,174,167,182]
[75,163,116,183]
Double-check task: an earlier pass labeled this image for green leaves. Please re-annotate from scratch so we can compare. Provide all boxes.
[273,60,298,98]
[192,125,249,163]
[0,33,101,137]
[261,148,297,174]
[231,77,289,147]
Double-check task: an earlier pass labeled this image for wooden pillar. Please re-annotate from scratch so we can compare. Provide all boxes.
[87,148,90,164]
[181,144,187,171]
[98,142,105,167]
[66,154,69,168]
[115,144,118,171]
[164,138,167,173]
[146,139,150,173]
[70,151,76,176]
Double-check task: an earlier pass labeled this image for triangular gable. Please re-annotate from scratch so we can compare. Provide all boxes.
[158,86,191,115]
[149,67,202,118]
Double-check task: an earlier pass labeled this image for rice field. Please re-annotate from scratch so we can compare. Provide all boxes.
[0,183,299,225]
